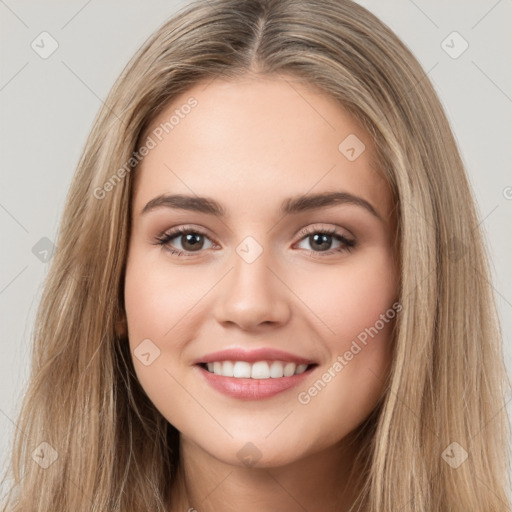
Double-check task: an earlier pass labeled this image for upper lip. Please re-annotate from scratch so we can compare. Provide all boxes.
[193,347,317,366]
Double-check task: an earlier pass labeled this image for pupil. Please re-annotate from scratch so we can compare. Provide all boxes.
[183,233,202,251]
[311,233,331,251]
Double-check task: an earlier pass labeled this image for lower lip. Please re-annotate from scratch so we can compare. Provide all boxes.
[196,364,314,400]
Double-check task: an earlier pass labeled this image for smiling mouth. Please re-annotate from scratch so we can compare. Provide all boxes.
[197,360,318,379]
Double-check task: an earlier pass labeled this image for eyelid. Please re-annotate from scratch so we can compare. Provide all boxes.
[295,223,353,239]
[155,222,356,257]
[156,224,218,247]
[158,223,352,244]
[162,224,216,240]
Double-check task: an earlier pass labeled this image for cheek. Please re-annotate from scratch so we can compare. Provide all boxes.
[124,252,208,343]
[123,252,206,427]
[123,251,195,395]
[292,248,397,429]
[297,248,398,348]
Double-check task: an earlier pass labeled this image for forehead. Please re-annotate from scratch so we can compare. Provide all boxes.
[132,75,393,221]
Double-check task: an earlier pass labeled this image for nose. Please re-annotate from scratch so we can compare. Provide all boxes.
[213,248,292,331]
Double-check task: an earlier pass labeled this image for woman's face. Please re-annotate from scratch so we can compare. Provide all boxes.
[124,74,398,467]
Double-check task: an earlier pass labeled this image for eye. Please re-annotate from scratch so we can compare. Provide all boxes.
[294,225,356,256]
[153,224,356,258]
[154,225,216,257]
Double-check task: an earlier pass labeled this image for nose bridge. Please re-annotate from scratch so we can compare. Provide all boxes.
[213,236,291,328]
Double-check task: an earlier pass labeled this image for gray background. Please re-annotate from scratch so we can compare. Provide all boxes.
[1,0,511,493]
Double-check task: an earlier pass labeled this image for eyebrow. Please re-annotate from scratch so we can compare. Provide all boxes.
[140,191,383,221]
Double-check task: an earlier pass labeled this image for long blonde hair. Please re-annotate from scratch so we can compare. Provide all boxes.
[2,0,510,510]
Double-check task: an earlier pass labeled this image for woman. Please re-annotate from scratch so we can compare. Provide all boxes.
[2,0,510,510]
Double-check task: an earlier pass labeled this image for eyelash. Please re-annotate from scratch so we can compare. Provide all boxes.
[153,225,356,258]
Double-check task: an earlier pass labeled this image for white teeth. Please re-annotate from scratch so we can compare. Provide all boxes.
[295,364,308,375]
[283,362,296,377]
[251,361,270,379]
[233,361,251,378]
[222,361,234,377]
[269,361,284,378]
[204,360,311,379]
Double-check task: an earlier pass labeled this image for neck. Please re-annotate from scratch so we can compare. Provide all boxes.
[169,431,366,512]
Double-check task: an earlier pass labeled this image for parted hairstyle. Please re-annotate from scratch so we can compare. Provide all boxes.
[1,0,510,510]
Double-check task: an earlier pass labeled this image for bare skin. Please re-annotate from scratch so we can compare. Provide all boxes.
[124,73,398,511]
